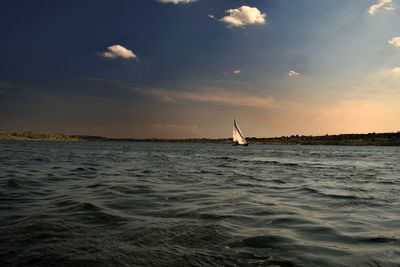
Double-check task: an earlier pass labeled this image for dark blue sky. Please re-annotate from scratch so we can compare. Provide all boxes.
[1,0,399,137]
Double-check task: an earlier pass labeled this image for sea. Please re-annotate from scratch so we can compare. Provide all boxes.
[0,141,399,266]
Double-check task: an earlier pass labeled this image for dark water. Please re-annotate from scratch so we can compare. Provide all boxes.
[0,141,399,267]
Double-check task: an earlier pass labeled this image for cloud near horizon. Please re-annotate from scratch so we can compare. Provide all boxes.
[134,87,275,108]
[220,6,266,27]
[392,67,400,74]
[368,0,396,15]
[288,70,300,77]
[100,45,137,59]
[388,37,400,47]
[151,123,201,137]
[158,0,196,4]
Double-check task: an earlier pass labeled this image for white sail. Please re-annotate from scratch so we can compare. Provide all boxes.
[232,123,238,142]
[233,119,247,145]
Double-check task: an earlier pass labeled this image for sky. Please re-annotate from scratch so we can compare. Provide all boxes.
[1,0,400,138]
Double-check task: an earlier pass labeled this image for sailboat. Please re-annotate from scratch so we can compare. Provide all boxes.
[232,118,248,146]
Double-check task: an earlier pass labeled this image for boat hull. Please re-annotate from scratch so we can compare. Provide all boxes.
[232,142,248,146]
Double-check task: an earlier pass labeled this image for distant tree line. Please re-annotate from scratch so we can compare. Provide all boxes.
[1,131,400,146]
[246,132,400,146]
[0,131,80,141]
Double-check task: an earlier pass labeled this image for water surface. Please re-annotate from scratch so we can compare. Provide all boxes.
[0,141,399,266]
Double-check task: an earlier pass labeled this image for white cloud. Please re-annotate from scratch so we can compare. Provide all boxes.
[100,45,137,59]
[158,0,196,4]
[288,70,300,77]
[392,67,400,74]
[208,14,215,19]
[368,0,396,15]
[388,37,400,47]
[220,6,266,27]
[233,70,241,74]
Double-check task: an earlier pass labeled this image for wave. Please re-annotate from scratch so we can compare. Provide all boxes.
[296,187,367,200]
[240,159,300,167]
[229,235,292,249]
[355,236,400,244]
[5,178,42,189]
[51,199,128,225]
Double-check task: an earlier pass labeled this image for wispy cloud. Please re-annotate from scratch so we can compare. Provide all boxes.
[64,75,276,108]
[134,87,275,108]
[388,37,400,47]
[151,123,201,137]
[220,6,266,27]
[0,81,56,98]
[208,14,215,20]
[368,0,396,15]
[392,67,400,74]
[288,70,300,77]
[99,45,137,59]
[0,80,39,91]
[233,70,241,74]
[158,0,196,4]
[0,81,13,89]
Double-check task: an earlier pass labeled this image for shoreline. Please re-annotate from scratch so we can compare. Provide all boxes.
[1,131,400,146]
